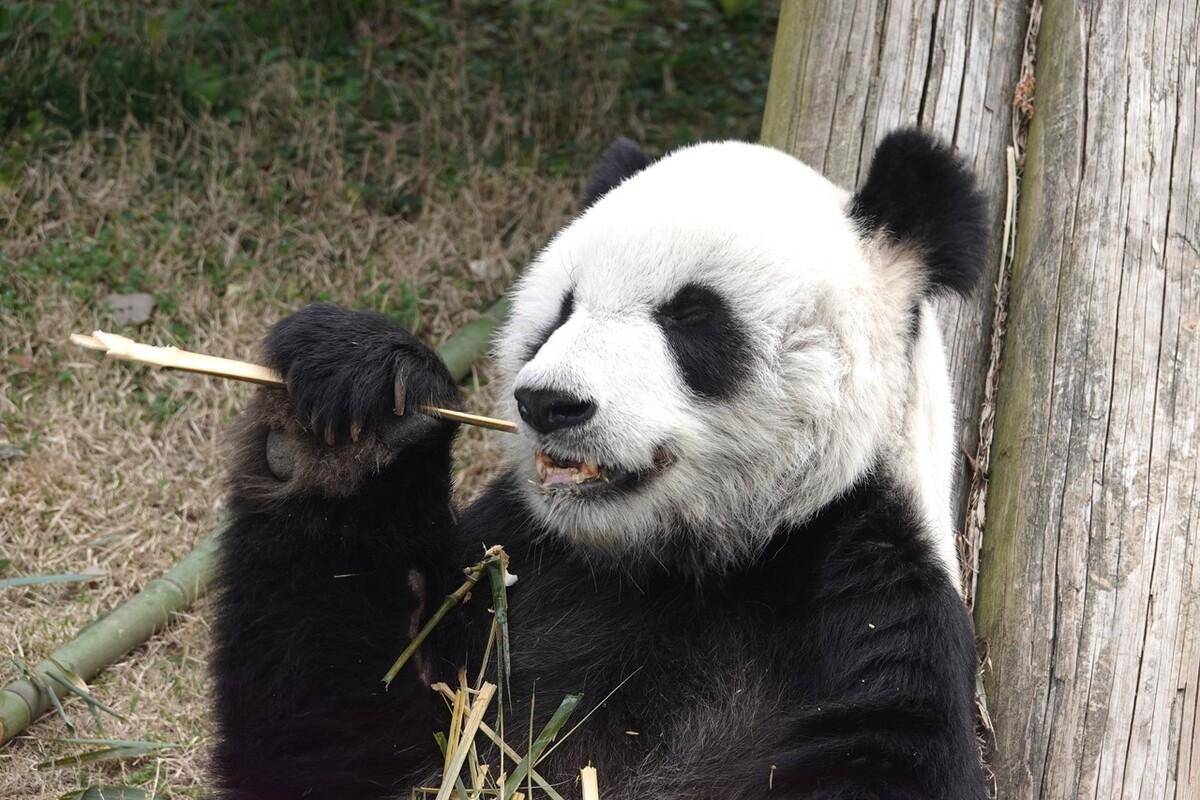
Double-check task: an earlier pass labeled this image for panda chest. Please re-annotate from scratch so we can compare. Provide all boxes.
[500,576,806,759]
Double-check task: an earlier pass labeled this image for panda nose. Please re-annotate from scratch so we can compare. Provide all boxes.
[514,388,597,433]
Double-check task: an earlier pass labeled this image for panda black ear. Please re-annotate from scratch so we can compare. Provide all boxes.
[581,137,651,208]
[849,129,989,296]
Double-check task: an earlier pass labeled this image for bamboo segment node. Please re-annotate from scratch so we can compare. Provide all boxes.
[69,330,517,434]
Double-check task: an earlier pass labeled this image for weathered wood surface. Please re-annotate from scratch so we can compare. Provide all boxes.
[973,1,1200,798]
[761,0,1028,546]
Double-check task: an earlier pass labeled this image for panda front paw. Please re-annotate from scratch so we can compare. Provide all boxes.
[263,304,460,445]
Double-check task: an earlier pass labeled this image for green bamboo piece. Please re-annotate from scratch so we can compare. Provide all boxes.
[437,296,510,381]
[1,295,510,746]
[501,694,581,798]
[382,554,497,686]
[0,534,218,745]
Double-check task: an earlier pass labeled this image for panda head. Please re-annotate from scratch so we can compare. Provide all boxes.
[496,130,988,572]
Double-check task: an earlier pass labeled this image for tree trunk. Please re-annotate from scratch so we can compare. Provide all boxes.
[973,2,1200,798]
[764,1,1200,797]
[760,0,1029,556]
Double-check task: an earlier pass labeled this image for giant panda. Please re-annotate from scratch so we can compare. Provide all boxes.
[211,128,990,800]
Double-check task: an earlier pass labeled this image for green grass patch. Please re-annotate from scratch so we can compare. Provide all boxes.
[1,0,778,171]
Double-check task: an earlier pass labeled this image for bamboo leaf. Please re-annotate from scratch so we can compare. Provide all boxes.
[52,737,173,748]
[435,682,496,800]
[43,679,76,734]
[59,787,149,800]
[36,740,173,770]
[538,667,642,764]
[11,657,75,734]
[502,694,582,797]
[486,560,512,687]
[0,568,105,589]
[483,554,513,797]
[46,658,127,723]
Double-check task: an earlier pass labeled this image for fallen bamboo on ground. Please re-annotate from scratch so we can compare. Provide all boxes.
[0,533,219,744]
[1,296,510,746]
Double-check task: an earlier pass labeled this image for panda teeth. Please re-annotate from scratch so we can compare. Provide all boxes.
[535,451,603,487]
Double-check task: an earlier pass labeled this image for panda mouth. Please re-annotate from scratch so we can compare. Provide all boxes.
[535,451,604,487]
[533,447,672,494]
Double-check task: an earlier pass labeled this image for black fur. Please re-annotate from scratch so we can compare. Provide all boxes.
[210,309,986,799]
[212,305,464,799]
[850,129,989,296]
[524,290,575,362]
[655,282,752,399]
[263,303,461,443]
[581,137,651,207]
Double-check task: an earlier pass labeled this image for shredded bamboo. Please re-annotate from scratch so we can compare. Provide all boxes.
[435,682,496,800]
[580,766,600,800]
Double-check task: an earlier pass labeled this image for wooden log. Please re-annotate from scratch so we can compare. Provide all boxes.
[973,1,1200,797]
[761,0,1029,594]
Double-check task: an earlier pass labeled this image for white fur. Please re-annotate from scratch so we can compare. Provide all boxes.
[494,141,962,584]
[887,301,961,585]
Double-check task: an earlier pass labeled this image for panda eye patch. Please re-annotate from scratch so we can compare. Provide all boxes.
[654,283,750,399]
[658,285,718,326]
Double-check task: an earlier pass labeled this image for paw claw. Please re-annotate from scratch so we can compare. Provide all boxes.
[393,377,407,417]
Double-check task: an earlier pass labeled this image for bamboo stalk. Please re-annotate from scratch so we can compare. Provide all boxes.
[69,328,518,434]
[0,532,219,744]
[436,296,510,382]
[71,332,281,386]
[382,552,500,686]
[2,297,510,745]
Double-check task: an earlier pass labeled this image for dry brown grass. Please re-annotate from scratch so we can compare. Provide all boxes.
[0,81,580,799]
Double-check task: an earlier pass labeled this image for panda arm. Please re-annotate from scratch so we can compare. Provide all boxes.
[209,305,474,799]
[772,505,987,800]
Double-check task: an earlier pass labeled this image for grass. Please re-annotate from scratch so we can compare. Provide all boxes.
[0,1,778,796]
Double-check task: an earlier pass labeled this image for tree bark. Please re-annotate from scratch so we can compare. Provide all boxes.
[761,0,1028,551]
[973,1,1200,798]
